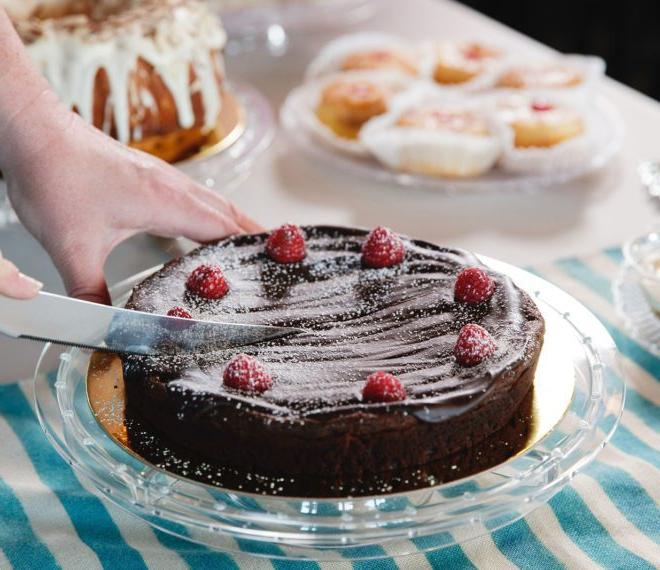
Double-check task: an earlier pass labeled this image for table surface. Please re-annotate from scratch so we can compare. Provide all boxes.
[0,0,657,381]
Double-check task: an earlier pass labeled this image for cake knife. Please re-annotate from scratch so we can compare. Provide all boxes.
[0,291,305,356]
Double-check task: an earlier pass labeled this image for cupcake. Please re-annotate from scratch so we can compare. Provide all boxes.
[493,93,595,173]
[305,32,419,80]
[430,41,504,86]
[494,55,605,94]
[291,71,413,156]
[360,87,503,178]
[316,77,398,140]
[497,63,581,89]
[498,95,584,148]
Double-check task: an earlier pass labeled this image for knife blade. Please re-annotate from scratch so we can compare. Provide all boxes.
[0,291,305,356]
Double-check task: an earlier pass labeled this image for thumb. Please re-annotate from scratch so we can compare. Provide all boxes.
[50,246,111,305]
[0,257,43,299]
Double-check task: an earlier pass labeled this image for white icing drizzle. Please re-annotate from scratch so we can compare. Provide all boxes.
[12,0,227,143]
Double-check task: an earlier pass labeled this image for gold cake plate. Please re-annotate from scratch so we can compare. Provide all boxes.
[174,82,276,195]
[85,259,575,498]
[185,91,247,162]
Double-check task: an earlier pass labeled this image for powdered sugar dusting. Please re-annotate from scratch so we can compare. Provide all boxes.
[125,226,541,422]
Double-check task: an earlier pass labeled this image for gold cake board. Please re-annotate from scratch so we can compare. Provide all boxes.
[86,303,575,496]
[128,89,247,164]
[191,90,247,161]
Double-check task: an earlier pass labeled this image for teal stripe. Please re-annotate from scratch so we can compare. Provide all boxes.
[229,494,322,567]
[587,462,660,540]
[234,538,321,569]
[425,548,474,569]
[535,264,659,433]
[149,522,239,569]
[273,559,320,570]
[584,390,660,470]
[490,519,563,569]
[374,497,411,513]
[338,545,399,569]
[610,423,660,469]
[210,488,317,566]
[439,481,480,499]
[0,475,60,570]
[412,533,474,568]
[623,389,660,431]
[603,246,624,265]
[606,324,660,385]
[212,494,311,567]
[554,258,614,302]
[550,487,656,569]
[538,264,659,448]
[220,494,267,513]
[0,384,147,570]
[551,257,660,381]
[571,381,658,470]
[38,373,238,568]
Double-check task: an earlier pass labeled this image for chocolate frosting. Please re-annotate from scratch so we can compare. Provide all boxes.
[125,226,543,424]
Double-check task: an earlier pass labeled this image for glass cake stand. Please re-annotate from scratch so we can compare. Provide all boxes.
[280,93,624,195]
[176,81,275,196]
[213,0,375,53]
[33,258,624,561]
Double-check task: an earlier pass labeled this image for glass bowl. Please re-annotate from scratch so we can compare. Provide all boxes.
[176,81,275,195]
[613,229,660,356]
[280,93,624,195]
[622,229,660,314]
[33,258,624,561]
[213,0,375,40]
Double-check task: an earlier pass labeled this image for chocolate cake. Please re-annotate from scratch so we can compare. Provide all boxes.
[122,225,544,495]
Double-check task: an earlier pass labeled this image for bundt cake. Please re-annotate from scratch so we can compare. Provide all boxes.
[7,0,235,162]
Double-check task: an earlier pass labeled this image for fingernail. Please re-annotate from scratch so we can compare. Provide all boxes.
[17,273,43,293]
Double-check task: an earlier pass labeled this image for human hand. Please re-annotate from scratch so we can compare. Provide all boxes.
[0,251,42,299]
[1,91,261,305]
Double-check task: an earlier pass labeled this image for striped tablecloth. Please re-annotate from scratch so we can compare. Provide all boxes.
[0,247,658,569]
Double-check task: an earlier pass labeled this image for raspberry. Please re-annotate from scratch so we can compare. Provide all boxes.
[166,307,192,319]
[463,44,484,60]
[362,371,407,403]
[266,224,306,264]
[454,267,495,304]
[223,353,273,394]
[531,100,553,112]
[186,265,229,299]
[165,306,193,331]
[361,226,405,268]
[454,324,496,366]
